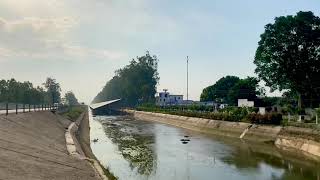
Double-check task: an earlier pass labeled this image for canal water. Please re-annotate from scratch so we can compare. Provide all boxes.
[90,114,320,180]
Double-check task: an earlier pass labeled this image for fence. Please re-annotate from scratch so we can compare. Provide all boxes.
[0,102,58,116]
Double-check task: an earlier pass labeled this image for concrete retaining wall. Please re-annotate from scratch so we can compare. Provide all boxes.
[66,110,108,180]
[127,110,320,158]
[275,126,320,158]
[243,124,282,142]
[129,110,280,142]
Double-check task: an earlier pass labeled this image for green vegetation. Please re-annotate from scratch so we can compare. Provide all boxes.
[137,105,282,125]
[0,77,82,108]
[93,52,159,106]
[61,106,86,121]
[98,118,155,176]
[64,91,79,105]
[228,77,264,105]
[200,76,263,105]
[254,11,320,108]
[43,77,61,104]
[200,76,240,103]
[94,161,118,180]
[0,78,52,104]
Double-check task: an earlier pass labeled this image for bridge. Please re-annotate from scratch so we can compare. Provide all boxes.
[90,99,122,115]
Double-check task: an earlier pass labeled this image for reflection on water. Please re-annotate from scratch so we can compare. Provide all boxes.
[90,115,320,180]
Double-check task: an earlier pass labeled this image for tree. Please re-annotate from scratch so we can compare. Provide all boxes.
[93,52,159,106]
[0,78,49,104]
[228,77,263,105]
[43,77,61,104]
[200,76,240,103]
[64,91,79,105]
[254,11,320,108]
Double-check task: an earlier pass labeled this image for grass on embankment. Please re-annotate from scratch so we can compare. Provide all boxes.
[60,105,86,121]
[98,162,118,180]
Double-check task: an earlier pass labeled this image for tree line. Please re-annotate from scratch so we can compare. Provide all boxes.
[0,77,79,106]
[93,52,159,106]
[202,11,320,109]
[200,76,264,105]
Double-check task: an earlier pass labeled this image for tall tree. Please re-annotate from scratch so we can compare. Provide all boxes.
[200,76,240,103]
[228,77,264,105]
[93,52,159,106]
[64,91,79,105]
[43,77,61,104]
[254,11,320,108]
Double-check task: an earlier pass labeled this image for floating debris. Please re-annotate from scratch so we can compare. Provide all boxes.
[93,138,99,143]
[121,136,136,141]
[180,136,191,144]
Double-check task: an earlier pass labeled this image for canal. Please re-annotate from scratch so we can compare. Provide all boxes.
[89,114,320,180]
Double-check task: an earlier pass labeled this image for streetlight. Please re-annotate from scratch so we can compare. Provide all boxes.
[187,56,189,104]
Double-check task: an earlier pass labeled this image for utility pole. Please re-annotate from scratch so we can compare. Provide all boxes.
[187,56,189,103]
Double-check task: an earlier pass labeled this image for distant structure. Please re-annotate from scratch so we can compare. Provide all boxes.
[90,99,122,115]
[238,99,255,107]
[156,89,183,106]
[196,101,228,110]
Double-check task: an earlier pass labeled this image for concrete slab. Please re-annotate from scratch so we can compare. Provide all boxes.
[0,112,100,180]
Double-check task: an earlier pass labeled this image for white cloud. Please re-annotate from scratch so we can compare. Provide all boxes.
[0,16,126,61]
[61,45,126,60]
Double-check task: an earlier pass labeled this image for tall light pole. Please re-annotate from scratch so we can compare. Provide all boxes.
[187,56,189,103]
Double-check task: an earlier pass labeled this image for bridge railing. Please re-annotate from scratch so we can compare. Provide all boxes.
[0,102,58,116]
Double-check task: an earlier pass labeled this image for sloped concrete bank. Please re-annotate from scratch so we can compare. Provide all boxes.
[0,111,99,180]
[68,109,109,180]
[126,110,320,159]
[275,126,320,158]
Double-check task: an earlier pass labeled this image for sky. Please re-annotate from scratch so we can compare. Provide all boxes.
[0,0,319,103]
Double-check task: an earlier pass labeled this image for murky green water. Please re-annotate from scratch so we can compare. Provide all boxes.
[90,114,320,180]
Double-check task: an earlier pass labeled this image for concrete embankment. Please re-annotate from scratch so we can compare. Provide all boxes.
[75,109,109,180]
[276,126,320,158]
[0,111,100,180]
[126,110,320,159]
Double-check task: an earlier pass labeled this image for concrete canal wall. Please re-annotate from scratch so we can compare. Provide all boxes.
[276,126,320,158]
[126,110,320,158]
[74,109,109,180]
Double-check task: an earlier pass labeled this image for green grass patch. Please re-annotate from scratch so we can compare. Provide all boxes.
[61,106,86,121]
[88,160,118,180]
[101,164,118,180]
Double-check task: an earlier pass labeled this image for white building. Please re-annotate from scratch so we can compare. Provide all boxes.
[156,90,183,106]
[238,99,254,107]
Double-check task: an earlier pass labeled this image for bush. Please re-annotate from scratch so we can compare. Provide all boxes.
[246,113,283,125]
[61,106,86,121]
[136,105,283,125]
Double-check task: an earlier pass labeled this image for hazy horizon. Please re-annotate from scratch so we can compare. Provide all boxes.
[1,0,319,103]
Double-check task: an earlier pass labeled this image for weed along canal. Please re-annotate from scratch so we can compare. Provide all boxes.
[89,114,320,180]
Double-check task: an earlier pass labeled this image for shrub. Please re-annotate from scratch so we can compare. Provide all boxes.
[246,113,282,125]
[136,105,283,125]
[61,106,86,121]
